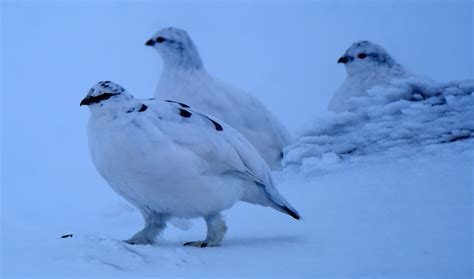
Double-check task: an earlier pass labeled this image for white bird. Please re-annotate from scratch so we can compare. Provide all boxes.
[328,41,412,113]
[145,27,292,170]
[81,81,300,247]
[284,41,474,167]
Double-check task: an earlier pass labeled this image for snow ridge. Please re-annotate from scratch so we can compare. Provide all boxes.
[283,78,474,168]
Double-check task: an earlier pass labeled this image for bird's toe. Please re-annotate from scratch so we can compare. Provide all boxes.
[183,241,210,248]
[123,236,154,245]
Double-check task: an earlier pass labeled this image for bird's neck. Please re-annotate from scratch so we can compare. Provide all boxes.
[162,61,205,74]
[158,62,209,91]
[348,63,405,78]
[88,97,134,117]
[161,49,205,72]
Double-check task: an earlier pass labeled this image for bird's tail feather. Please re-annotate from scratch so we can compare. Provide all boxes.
[251,180,301,220]
[281,205,301,220]
[236,172,301,220]
[270,201,301,220]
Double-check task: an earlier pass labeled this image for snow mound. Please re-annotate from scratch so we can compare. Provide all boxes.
[283,78,474,169]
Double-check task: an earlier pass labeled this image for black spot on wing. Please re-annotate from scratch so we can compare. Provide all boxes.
[166,100,190,108]
[138,104,148,112]
[204,116,223,131]
[126,108,135,113]
[179,108,192,118]
[211,119,223,131]
[167,100,221,131]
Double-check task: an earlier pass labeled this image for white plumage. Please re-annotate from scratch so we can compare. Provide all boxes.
[81,81,300,247]
[145,27,292,170]
[329,41,415,113]
[284,41,474,168]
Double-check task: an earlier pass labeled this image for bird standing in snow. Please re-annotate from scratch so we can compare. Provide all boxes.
[81,81,300,247]
[329,41,411,113]
[145,27,292,170]
[284,41,474,167]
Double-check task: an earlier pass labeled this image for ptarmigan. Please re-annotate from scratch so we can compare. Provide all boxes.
[145,27,292,170]
[284,41,474,168]
[329,41,413,113]
[81,81,300,247]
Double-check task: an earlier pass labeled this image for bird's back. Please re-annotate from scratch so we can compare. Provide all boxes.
[329,66,409,113]
[155,70,292,170]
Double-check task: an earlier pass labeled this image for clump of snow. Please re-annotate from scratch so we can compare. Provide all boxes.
[283,78,474,170]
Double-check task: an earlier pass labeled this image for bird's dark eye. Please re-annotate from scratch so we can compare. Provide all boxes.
[156,37,165,43]
[358,53,367,59]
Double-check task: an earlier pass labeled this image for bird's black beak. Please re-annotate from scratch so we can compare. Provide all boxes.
[80,97,90,106]
[80,93,117,106]
[145,38,155,46]
[337,56,349,64]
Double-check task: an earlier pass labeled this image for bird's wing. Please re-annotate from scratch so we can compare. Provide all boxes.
[149,100,269,176]
[210,78,292,169]
[143,100,299,219]
[156,74,291,170]
[221,79,293,144]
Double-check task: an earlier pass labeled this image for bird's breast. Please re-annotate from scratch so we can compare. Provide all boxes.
[86,114,244,217]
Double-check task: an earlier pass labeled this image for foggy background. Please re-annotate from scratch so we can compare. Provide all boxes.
[1,1,472,276]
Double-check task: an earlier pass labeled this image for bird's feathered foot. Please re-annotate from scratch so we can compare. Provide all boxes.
[183,213,227,248]
[124,235,155,245]
[124,212,168,245]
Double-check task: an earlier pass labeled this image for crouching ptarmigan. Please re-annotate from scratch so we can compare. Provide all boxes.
[81,81,300,247]
[328,41,415,113]
[145,27,292,170]
[283,41,474,169]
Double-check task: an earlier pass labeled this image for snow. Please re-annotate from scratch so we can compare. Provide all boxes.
[2,1,473,278]
[2,144,472,278]
[284,78,474,169]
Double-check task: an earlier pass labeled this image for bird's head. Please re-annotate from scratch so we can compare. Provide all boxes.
[145,27,203,70]
[337,41,399,76]
[80,81,133,109]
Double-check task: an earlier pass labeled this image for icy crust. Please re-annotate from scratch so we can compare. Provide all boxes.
[283,78,474,168]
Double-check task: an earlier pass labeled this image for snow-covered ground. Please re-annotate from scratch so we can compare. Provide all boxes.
[2,142,472,278]
[284,78,474,169]
[2,1,473,278]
